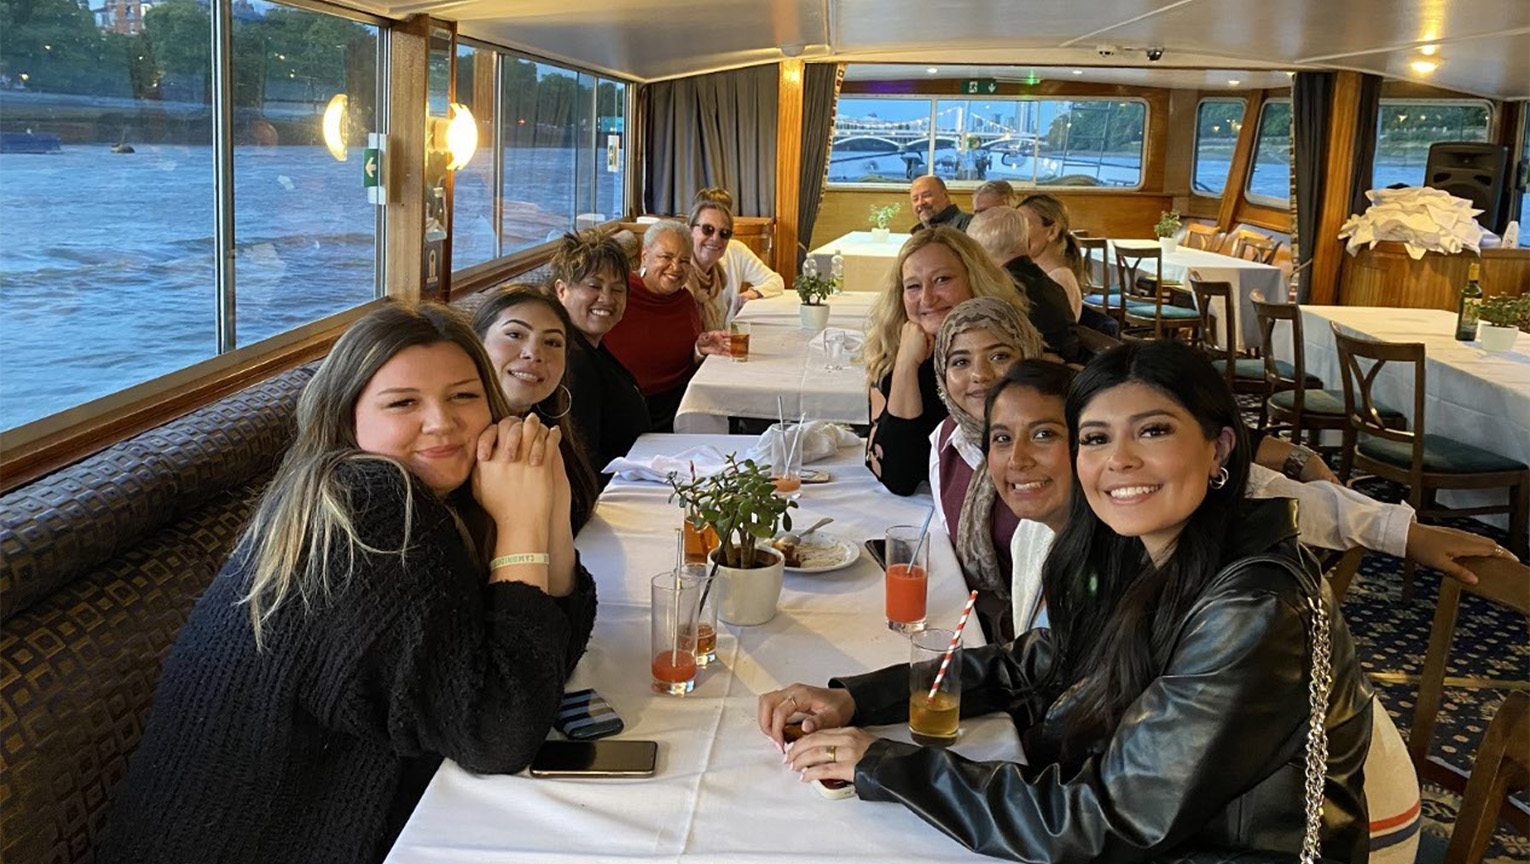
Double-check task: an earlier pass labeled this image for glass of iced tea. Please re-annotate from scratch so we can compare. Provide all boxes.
[908,628,961,747]
[682,512,719,566]
[677,563,720,667]
[650,572,702,695]
[884,524,928,633]
[769,421,803,497]
[728,320,751,362]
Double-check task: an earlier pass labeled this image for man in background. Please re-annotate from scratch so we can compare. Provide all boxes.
[907,175,972,233]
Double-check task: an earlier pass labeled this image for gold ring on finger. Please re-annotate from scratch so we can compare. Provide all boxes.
[827,744,837,763]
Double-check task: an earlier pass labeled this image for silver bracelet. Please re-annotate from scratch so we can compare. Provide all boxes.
[1282,445,1317,480]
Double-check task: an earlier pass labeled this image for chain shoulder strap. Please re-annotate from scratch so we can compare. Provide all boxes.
[1217,553,1331,864]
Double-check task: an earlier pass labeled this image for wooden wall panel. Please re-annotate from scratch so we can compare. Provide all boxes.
[385,17,428,302]
[1308,72,1363,305]
[809,189,1172,248]
[1339,244,1530,310]
[774,60,805,279]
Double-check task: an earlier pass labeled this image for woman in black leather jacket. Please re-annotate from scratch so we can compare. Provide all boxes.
[759,342,1373,863]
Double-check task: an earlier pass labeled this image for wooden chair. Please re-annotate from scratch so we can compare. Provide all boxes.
[1190,277,1271,402]
[1409,554,1530,844]
[1249,291,1402,447]
[1332,327,1530,572]
[1444,689,1529,864]
[1231,231,1282,265]
[1078,237,1125,323]
[1073,323,1123,364]
[1183,223,1224,252]
[1115,246,1201,342]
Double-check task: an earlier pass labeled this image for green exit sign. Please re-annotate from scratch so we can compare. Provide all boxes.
[961,79,999,95]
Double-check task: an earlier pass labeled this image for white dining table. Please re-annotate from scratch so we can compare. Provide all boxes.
[1091,239,1288,350]
[383,434,1022,864]
[807,230,906,293]
[674,315,870,434]
[1273,306,1530,543]
[732,292,877,329]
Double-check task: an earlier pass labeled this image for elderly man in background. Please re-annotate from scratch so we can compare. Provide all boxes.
[971,179,1018,214]
[967,206,1082,364]
[690,187,784,307]
[907,175,972,233]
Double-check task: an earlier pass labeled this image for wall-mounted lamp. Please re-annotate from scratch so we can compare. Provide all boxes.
[322,93,349,161]
[445,102,478,170]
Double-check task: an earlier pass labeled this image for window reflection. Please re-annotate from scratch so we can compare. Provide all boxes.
[1247,100,1292,207]
[1193,99,1245,197]
[1373,100,1493,189]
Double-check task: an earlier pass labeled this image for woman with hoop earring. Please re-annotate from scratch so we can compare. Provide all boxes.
[604,219,730,431]
[473,284,601,529]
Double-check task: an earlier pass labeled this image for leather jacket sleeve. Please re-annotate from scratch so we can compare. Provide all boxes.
[842,575,1329,863]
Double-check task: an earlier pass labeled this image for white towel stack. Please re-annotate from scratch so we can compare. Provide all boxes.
[1339,187,1492,261]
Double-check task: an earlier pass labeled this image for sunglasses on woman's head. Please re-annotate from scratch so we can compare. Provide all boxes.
[693,223,733,240]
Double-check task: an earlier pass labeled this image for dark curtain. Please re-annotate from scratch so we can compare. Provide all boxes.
[642,65,778,217]
[796,63,844,269]
[1349,74,1384,215]
[1291,72,1333,303]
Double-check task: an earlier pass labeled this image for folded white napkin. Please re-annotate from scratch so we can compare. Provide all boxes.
[1339,186,1492,260]
[808,327,864,352]
[602,445,733,483]
[747,420,860,465]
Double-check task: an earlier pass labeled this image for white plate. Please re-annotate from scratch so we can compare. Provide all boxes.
[774,532,861,574]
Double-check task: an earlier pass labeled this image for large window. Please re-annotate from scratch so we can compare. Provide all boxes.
[1193,99,1245,196]
[1373,100,1493,189]
[451,42,497,270]
[1246,99,1292,207]
[1520,110,1529,235]
[0,0,382,433]
[828,96,1146,189]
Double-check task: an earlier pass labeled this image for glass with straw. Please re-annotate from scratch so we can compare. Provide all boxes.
[884,509,933,633]
[908,590,978,746]
[651,532,703,694]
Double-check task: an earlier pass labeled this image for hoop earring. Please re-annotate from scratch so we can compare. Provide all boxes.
[1209,466,1229,489]
[540,383,573,420]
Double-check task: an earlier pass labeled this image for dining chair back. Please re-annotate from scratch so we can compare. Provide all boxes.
[1443,689,1529,864]
[1232,231,1282,265]
[1184,223,1223,252]
[1117,246,1200,342]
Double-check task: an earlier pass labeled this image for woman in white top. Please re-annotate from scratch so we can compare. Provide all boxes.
[691,186,785,303]
[981,359,1514,863]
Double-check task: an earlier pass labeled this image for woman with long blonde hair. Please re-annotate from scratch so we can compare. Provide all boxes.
[1017,193,1089,317]
[863,226,1030,495]
[98,303,597,864]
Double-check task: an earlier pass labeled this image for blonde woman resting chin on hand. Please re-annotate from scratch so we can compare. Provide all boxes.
[97,303,598,864]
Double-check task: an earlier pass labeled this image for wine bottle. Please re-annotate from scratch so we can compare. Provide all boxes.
[1454,262,1482,342]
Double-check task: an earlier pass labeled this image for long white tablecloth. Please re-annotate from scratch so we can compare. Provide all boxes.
[384,435,1022,864]
[674,315,870,434]
[1274,306,1529,543]
[808,230,905,293]
[732,292,877,329]
[1091,239,1287,350]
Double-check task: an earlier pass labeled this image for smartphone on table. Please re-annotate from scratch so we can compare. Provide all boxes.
[528,739,658,778]
[864,538,887,570]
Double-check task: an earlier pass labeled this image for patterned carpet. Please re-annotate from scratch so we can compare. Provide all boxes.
[1326,476,1528,863]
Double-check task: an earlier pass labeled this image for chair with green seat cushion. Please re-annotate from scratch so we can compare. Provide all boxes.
[1268,388,1403,418]
[1118,247,1201,343]
[1078,236,1127,323]
[1190,277,1265,401]
[1332,327,1528,595]
[1213,357,1321,387]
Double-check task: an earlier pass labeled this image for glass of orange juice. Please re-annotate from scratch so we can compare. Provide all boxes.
[651,572,702,695]
[909,628,961,747]
[884,524,928,633]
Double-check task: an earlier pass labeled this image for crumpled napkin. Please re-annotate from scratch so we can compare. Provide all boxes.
[602,445,732,483]
[808,327,865,352]
[1339,187,1492,260]
[747,420,860,465]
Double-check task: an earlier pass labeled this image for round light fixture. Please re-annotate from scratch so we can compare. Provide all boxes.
[1410,59,1438,74]
[322,93,349,161]
[445,102,479,170]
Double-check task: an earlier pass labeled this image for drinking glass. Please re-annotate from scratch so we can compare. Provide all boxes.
[650,572,703,695]
[680,563,720,667]
[824,330,847,371]
[909,628,961,747]
[769,421,804,497]
[884,524,928,633]
[682,512,719,566]
[728,320,751,363]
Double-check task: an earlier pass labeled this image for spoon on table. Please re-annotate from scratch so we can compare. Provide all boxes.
[779,517,834,545]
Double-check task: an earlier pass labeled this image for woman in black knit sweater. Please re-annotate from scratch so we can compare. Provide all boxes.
[97,303,598,864]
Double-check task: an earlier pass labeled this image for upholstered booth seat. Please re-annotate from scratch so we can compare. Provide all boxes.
[1268,388,1403,418]
[1,364,315,864]
[1358,433,1530,474]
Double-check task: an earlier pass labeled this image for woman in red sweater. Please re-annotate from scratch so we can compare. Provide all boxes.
[604,220,728,430]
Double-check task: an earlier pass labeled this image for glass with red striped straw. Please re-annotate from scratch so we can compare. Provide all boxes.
[907,590,978,747]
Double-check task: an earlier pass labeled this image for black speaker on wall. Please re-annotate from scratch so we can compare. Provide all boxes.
[1424,142,1510,233]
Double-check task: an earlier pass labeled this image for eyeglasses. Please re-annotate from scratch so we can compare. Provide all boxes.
[692,223,733,240]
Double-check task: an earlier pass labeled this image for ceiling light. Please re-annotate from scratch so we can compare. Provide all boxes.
[1420,43,1438,56]
[1410,59,1438,74]
[1072,69,1084,75]
[1227,79,1241,87]
[926,67,939,74]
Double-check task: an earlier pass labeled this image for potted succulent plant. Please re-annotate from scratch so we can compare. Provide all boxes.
[868,202,903,242]
[1154,210,1182,255]
[669,455,797,625]
[794,255,840,331]
[1476,294,1526,351]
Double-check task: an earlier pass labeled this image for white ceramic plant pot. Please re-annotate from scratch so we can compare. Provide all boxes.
[871,227,891,242]
[1479,323,1519,351]
[711,546,785,626]
[1159,236,1178,255]
[800,303,831,331]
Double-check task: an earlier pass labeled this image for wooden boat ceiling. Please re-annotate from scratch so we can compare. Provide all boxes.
[351,0,1529,99]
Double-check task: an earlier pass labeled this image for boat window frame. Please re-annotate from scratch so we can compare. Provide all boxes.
[1244,97,1293,209]
[1190,96,1247,199]
[824,93,1151,193]
[1370,97,1496,191]
[449,37,637,282]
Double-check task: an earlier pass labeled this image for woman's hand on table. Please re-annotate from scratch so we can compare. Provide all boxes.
[785,727,878,784]
[758,684,855,750]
